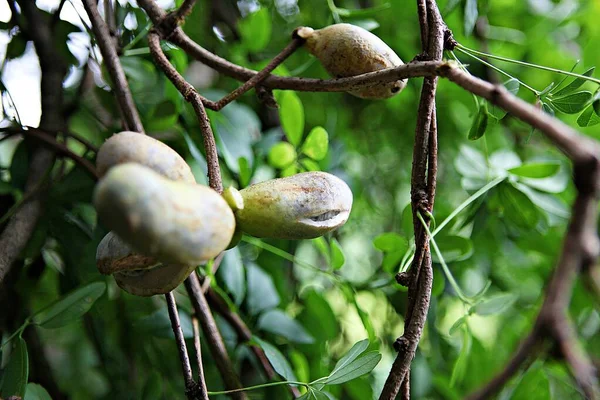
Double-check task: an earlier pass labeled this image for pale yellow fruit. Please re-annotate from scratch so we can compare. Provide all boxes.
[297,23,406,99]
[96,131,195,183]
[96,232,195,297]
[93,163,235,265]
[235,171,353,239]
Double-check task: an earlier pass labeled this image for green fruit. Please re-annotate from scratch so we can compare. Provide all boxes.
[93,163,235,265]
[235,171,352,239]
[297,24,406,99]
[96,131,195,183]
[96,232,195,297]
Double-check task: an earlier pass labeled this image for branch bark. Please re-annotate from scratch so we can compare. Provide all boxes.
[0,0,67,285]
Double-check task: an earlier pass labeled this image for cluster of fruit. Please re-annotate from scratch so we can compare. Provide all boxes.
[93,131,352,296]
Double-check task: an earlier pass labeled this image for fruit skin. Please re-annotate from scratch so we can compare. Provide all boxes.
[96,232,195,297]
[235,171,352,239]
[96,131,195,183]
[93,163,235,265]
[296,24,406,99]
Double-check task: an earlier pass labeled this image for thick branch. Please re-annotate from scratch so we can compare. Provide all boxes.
[0,0,67,284]
[380,1,444,398]
[82,0,145,133]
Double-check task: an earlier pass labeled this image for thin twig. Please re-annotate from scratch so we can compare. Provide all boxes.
[185,273,249,400]
[147,30,223,192]
[5,128,99,180]
[201,253,224,293]
[204,286,302,398]
[82,0,144,133]
[192,316,210,400]
[165,292,196,395]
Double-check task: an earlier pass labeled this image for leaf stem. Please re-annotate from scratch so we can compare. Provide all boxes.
[417,212,471,304]
[455,43,600,86]
[455,47,539,95]
[207,380,310,395]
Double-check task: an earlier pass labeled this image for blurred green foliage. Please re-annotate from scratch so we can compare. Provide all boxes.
[1,0,600,399]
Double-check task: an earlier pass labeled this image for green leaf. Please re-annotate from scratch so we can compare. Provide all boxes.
[257,309,314,344]
[511,362,550,400]
[471,293,518,315]
[301,127,329,161]
[468,102,489,140]
[268,142,297,169]
[238,8,271,52]
[330,339,369,376]
[577,104,600,127]
[373,232,408,253]
[281,163,298,177]
[246,264,280,315]
[553,67,595,97]
[300,158,321,172]
[238,157,252,187]
[24,383,52,400]
[463,0,478,36]
[324,351,382,385]
[219,247,246,306]
[497,183,541,229]
[450,331,471,387]
[141,371,164,400]
[330,239,345,270]
[278,91,304,146]
[32,282,106,329]
[549,91,592,114]
[254,337,297,381]
[133,308,194,339]
[335,3,391,18]
[455,146,488,179]
[431,267,446,298]
[432,235,473,263]
[449,316,467,335]
[508,162,560,179]
[541,101,555,116]
[0,337,28,398]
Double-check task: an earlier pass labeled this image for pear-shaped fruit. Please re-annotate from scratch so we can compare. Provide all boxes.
[96,131,195,183]
[96,232,195,297]
[93,163,235,265]
[235,171,352,239]
[296,23,406,99]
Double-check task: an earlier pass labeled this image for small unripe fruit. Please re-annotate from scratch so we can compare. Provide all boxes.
[235,171,352,239]
[93,163,235,265]
[96,232,195,297]
[296,23,406,99]
[96,131,195,183]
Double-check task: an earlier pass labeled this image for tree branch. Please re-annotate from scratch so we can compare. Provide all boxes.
[380,1,443,398]
[185,273,248,400]
[192,317,210,400]
[165,292,196,397]
[0,0,67,285]
[82,0,145,133]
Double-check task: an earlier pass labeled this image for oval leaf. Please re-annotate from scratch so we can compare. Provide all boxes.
[553,67,595,97]
[577,104,600,127]
[301,127,329,161]
[330,239,345,270]
[257,309,314,344]
[278,91,304,146]
[238,8,272,52]
[324,351,382,385]
[254,337,297,381]
[471,293,518,316]
[1,337,28,398]
[550,91,592,114]
[508,162,560,179]
[268,142,297,169]
[24,383,52,400]
[32,282,106,329]
[468,103,489,140]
